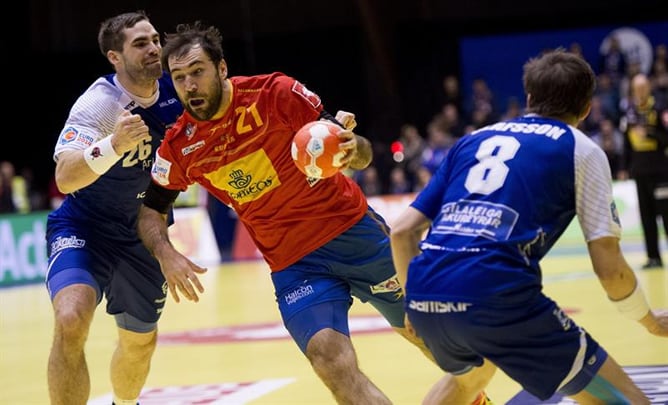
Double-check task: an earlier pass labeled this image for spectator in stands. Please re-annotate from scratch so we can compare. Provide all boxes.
[48,176,65,210]
[412,165,432,193]
[440,74,463,112]
[599,34,627,87]
[650,58,668,107]
[0,161,29,213]
[388,166,411,195]
[590,118,625,179]
[500,97,523,121]
[466,77,496,122]
[0,162,15,213]
[356,165,383,196]
[595,73,621,124]
[619,73,668,269]
[580,95,608,132]
[421,118,456,174]
[439,102,467,138]
[398,123,427,182]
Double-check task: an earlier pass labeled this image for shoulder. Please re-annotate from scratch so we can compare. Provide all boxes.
[71,77,125,112]
[64,77,126,129]
[231,72,295,89]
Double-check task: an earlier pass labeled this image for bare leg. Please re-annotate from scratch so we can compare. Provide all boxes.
[392,326,495,405]
[47,284,97,405]
[422,360,496,405]
[306,328,391,404]
[110,327,158,401]
[568,356,649,405]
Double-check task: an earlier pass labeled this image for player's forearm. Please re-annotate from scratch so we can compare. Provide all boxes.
[137,205,173,259]
[588,237,637,299]
[54,150,103,194]
[588,237,651,321]
[390,232,421,289]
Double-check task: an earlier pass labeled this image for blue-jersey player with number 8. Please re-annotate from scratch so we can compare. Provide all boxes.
[391,48,668,404]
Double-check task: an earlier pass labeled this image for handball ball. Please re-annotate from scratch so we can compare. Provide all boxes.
[291,121,346,179]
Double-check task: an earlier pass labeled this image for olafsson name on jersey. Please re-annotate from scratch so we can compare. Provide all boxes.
[473,122,566,140]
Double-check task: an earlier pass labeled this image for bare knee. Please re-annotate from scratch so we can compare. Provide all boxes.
[306,329,357,375]
[118,328,158,360]
[52,288,97,345]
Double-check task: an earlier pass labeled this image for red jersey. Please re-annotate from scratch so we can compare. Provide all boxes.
[152,73,368,271]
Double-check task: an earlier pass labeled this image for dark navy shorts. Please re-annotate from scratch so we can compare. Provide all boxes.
[45,217,167,326]
[272,209,405,353]
[406,292,607,400]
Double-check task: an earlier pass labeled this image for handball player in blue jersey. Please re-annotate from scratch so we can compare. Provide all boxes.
[45,11,184,405]
[391,49,668,404]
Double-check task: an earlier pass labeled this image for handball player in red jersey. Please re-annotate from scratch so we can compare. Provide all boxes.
[137,21,492,405]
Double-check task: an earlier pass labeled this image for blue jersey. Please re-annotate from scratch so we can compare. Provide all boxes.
[407,114,621,305]
[45,73,182,324]
[48,72,182,237]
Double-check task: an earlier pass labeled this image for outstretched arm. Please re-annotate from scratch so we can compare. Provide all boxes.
[588,236,668,336]
[390,206,431,289]
[138,182,207,303]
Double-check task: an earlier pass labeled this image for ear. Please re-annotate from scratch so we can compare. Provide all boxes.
[218,59,228,79]
[107,50,121,66]
[525,94,531,109]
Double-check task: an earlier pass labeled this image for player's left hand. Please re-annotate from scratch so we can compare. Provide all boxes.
[336,129,357,170]
[335,110,357,131]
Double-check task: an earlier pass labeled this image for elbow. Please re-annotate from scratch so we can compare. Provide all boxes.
[54,174,73,195]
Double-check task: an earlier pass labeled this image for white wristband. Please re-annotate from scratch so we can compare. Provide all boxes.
[83,136,122,175]
[611,284,650,321]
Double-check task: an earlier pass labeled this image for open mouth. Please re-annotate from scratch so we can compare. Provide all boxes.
[189,99,205,107]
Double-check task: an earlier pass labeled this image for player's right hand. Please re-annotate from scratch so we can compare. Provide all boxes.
[158,250,208,303]
[640,309,668,337]
[111,110,151,155]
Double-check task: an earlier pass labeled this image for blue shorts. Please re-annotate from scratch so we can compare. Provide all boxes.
[45,217,167,326]
[406,292,607,400]
[271,209,404,353]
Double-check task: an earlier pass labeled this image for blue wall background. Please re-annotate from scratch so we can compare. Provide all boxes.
[460,21,668,114]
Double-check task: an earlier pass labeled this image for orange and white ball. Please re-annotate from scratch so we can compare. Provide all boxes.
[291,121,346,179]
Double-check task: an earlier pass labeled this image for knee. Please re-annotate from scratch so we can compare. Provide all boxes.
[53,306,93,342]
[306,330,356,373]
[118,329,158,359]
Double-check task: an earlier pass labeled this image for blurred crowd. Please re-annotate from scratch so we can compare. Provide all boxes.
[352,38,668,196]
[2,36,667,215]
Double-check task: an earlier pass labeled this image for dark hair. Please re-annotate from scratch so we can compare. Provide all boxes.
[523,48,596,120]
[97,10,150,56]
[161,21,224,71]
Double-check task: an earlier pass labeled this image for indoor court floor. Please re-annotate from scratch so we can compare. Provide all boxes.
[2,239,667,404]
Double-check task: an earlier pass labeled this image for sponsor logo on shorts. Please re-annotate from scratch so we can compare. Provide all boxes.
[370,275,401,294]
[408,300,473,313]
[50,235,85,255]
[285,284,314,305]
[553,307,573,331]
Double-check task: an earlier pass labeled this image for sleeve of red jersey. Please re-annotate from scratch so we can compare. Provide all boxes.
[151,128,191,192]
[273,74,325,133]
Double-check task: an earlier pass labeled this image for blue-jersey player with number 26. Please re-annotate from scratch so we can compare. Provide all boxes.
[391,49,668,405]
[44,11,184,405]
